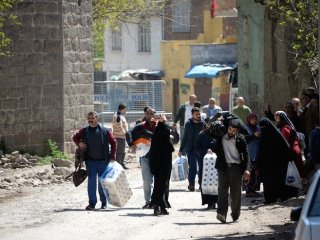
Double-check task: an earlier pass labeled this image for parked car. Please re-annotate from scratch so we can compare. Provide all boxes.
[294,170,320,240]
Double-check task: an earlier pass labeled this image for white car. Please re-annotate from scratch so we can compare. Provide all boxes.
[294,169,320,240]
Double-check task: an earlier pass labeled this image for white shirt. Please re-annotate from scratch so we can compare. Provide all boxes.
[184,103,193,126]
[222,134,240,164]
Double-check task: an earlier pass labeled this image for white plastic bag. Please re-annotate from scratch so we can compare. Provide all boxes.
[171,156,189,181]
[285,161,302,189]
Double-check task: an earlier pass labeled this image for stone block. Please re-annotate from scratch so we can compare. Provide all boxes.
[9,54,24,65]
[33,40,44,52]
[33,74,45,86]
[44,40,62,53]
[35,2,58,14]
[17,2,34,13]
[33,14,45,26]
[2,99,19,110]
[46,14,62,26]
[26,53,43,65]
[8,65,24,76]
[43,85,59,97]
[18,74,34,87]
[14,133,30,146]
[7,88,22,98]
[12,40,33,53]
[35,27,51,40]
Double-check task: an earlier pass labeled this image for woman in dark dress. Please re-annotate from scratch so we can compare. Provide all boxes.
[196,122,218,209]
[257,118,298,204]
[149,115,175,216]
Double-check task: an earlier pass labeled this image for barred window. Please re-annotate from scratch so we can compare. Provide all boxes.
[172,0,191,32]
[138,21,151,52]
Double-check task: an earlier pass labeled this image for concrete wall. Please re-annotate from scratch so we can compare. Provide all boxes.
[0,0,93,154]
[237,1,265,116]
[103,17,162,79]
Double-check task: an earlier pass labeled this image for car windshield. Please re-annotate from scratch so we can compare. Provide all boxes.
[308,178,320,217]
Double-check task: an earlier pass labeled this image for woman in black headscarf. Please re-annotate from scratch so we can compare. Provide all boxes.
[149,115,175,216]
[257,118,298,204]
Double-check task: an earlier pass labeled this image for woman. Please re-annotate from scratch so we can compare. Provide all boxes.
[245,113,261,197]
[149,115,175,216]
[196,122,218,210]
[274,111,306,178]
[257,118,298,204]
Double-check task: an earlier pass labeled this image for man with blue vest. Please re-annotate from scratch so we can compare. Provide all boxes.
[73,111,117,210]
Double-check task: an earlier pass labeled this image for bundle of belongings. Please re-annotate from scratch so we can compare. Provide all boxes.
[126,123,153,157]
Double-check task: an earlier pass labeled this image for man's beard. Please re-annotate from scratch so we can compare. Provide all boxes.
[227,133,235,138]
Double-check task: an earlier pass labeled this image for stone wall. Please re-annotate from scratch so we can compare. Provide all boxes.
[0,0,93,155]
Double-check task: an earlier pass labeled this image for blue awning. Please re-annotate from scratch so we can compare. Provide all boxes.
[184,63,235,78]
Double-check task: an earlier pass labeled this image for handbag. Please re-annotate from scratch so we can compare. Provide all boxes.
[285,161,302,189]
[65,148,87,187]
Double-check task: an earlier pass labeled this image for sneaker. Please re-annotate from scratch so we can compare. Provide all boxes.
[188,185,195,192]
[101,203,107,209]
[85,205,95,210]
[216,213,226,223]
[142,202,152,209]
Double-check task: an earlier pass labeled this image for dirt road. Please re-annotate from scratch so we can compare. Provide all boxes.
[0,153,301,240]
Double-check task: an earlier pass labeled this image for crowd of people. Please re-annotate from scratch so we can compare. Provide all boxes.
[72,86,319,223]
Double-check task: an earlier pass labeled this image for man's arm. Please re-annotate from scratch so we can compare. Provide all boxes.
[107,130,117,161]
[173,105,184,124]
[72,128,86,149]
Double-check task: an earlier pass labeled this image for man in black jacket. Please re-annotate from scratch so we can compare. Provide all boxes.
[213,119,250,223]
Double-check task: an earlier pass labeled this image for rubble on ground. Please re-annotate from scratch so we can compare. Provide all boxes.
[0,151,74,191]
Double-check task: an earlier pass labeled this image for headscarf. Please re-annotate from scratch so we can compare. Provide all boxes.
[246,113,258,133]
[275,110,297,143]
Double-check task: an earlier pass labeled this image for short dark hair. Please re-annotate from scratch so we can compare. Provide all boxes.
[191,107,200,114]
[194,101,202,108]
[228,119,240,129]
[118,103,126,110]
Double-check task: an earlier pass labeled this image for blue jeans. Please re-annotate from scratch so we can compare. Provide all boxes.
[85,160,108,207]
[187,150,200,186]
[140,156,153,204]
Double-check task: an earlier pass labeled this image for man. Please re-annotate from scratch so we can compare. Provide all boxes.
[202,98,222,119]
[128,107,157,208]
[73,111,117,210]
[232,96,251,124]
[112,103,129,169]
[136,106,150,124]
[213,119,250,223]
[172,94,197,139]
[178,107,204,191]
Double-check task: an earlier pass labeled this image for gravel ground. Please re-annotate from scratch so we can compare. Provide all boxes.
[0,150,303,240]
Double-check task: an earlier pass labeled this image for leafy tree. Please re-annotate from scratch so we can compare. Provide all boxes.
[0,0,20,56]
[92,0,165,59]
[265,0,318,78]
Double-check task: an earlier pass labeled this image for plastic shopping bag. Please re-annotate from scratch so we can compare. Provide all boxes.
[285,161,302,189]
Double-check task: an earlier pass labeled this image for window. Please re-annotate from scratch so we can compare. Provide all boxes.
[172,0,191,32]
[111,26,122,51]
[138,21,151,52]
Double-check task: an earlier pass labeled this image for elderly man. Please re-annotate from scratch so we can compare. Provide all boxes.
[172,94,197,139]
[232,96,251,124]
[202,97,222,119]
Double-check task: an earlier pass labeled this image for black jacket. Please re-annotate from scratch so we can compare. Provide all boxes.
[213,133,249,174]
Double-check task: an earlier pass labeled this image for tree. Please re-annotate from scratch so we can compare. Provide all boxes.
[92,0,166,59]
[0,0,20,56]
[265,0,318,82]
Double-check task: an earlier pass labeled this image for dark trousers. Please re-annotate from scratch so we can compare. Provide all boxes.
[217,164,242,218]
[115,138,126,165]
[187,150,200,186]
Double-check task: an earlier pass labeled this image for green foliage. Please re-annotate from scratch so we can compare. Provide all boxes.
[0,0,20,56]
[92,0,166,59]
[265,0,318,76]
[37,139,69,166]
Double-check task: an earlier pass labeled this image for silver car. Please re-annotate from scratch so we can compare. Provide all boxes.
[295,169,320,240]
